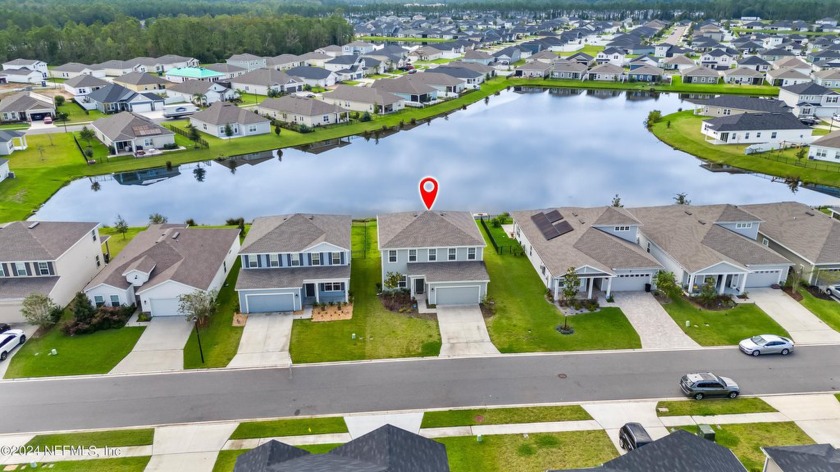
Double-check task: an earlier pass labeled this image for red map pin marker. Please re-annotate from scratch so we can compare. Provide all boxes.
[419,176,439,210]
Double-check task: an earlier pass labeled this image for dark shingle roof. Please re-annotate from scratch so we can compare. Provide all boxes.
[781,82,839,96]
[689,96,789,113]
[704,112,811,132]
[378,211,484,249]
[0,221,98,262]
[240,214,351,254]
[761,444,840,472]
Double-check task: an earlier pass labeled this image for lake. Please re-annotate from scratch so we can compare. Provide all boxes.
[34,88,840,225]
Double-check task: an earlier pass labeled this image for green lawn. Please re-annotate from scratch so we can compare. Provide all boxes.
[481,226,642,352]
[213,445,340,472]
[0,122,29,130]
[26,429,154,449]
[58,101,106,123]
[99,226,145,258]
[41,457,151,472]
[230,416,348,440]
[440,430,617,472]
[651,110,840,188]
[73,131,111,161]
[797,288,840,332]
[421,405,591,428]
[656,398,777,417]
[678,422,814,471]
[660,295,790,346]
[558,45,605,57]
[290,221,441,363]
[506,76,779,96]
[184,256,245,369]
[4,312,145,378]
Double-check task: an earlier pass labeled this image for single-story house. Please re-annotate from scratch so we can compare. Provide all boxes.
[701,112,813,145]
[297,52,332,68]
[399,72,465,98]
[514,61,551,78]
[93,59,140,77]
[50,62,106,79]
[0,67,44,84]
[691,96,789,117]
[284,66,337,88]
[321,85,405,114]
[742,202,840,286]
[235,214,351,313]
[680,66,720,84]
[84,225,240,316]
[462,49,494,65]
[512,207,662,301]
[84,84,165,114]
[63,74,109,99]
[226,53,266,72]
[372,76,439,105]
[266,54,303,71]
[586,63,625,81]
[0,92,55,122]
[0,221,103,324]
[808,130,840,163]
[164,67,225,83]
[627,65,664,82]
[377,211,489,306]
[765,67,811,87]
[550,61,588,79]
[814,69,840,88]
[431,66,485,89]
[256,96,349,127]
[631,204,793,295]
[229,68,305,96]
[660,54,696,72]
[409,46,444,62]
[723,66,766,85]
[91,112,175,155]
[772,57,811,75]
[0,130,27,156]
[190,101,271,138]
[166,80,237,105]
[203,63,247,80]
[112,72,172,92]
[0,158,9,182]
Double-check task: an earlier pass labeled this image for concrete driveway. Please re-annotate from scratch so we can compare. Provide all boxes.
[613,292,699,350]
[749,288,840,345]
[436,305,500,357]
[111,317,193,374]
[227,313,292,369]
[582,401,670,454]
[0,324,39,379]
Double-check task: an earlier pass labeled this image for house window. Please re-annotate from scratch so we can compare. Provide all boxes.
[248,125,257,132]
[468,248,476,260]
[771,132,777,139]
[269,254,280,267]
[398,276,407,289]
[290,253,300,266]
[311,253,321,266]
[38,262,49,275]
[723,109,731,115]
[144,138,154,147]
[15,263,26,276]
[91,230,97,241]
[448,248,457,261]
[762,238,769,246]
[94,296,105,308]
[322,282,343,291]
[428,249,437,261]
[110,295,120,307]
[331,252,341,265]
[247,255,259,268]
[323,115,330,122]
[735,222,752,229]
[757,132,761,138]
[388,250,397,263]
[408,249,417,262]
[96,255,101,267]
[745,132,750,139]
[202,124,207,130]
[614,226,630,231]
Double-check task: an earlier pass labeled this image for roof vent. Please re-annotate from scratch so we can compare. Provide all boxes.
[698,219,706,225]
[685,210,693,216]
[308,215,314,220]
[805,211,815,216]
[28,221,40,229]
[171,231,180,239]
[155,235,166,243]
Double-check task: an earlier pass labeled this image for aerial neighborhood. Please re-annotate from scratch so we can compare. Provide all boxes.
[1,3,840,472]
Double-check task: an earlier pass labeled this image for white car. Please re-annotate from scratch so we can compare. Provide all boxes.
[0,329,26,362]
[826,285,840,300]
[739,334,794,356]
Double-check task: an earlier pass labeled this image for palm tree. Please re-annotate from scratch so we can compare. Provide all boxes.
[234,89,249,104]
[191,93,207,106]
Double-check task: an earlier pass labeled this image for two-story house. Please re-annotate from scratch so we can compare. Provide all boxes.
[235,214,351,313]
[700,49,736,69]
[84,225,240,316]
[778,82,840,119]
[377,211,489,306]
[0,221,103,323]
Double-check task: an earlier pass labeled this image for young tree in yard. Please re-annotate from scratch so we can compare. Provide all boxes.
[179,289,218,327]
[149,213,168,224]
[114,214,129,239]
[79,126,95,147]
[224,123,234,137]
[654,271,681,298]
[54,95,65,107]
[186,124,200,142]
[274,124,281,136]
[698,279,718,307]
[383,271,404,296]
[70,292,96,323]
[796,147,807,162]
[560,267,580,331]
[21,293,58,329]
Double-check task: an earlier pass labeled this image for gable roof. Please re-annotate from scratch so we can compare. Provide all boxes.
[232,68,300,87]
[0,221,98,262]
[258,96,347,117]
[52,62,93,72]
[323,84,403,106]
[372,76,437,95]
[92,111,174,142]
[761,443,840,472]
[64,74,109,88]
[240,214,351,254]
[781,82,839,96]
[0,92,54,113]
[85,225,240,292]
[86,83,141,104]
[285,66,333,80]
[191,101,269,126]
[378,211,485,249]
[204,63,246,74]
[704,112,811,131]
[167,79,228,96]
[682,65,720,77]
[0,130,25,142]
[113,72,171,86]
[742,202,840,264]
[689,95,789,113]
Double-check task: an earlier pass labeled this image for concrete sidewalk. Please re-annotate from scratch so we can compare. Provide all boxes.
[227,313,292,369]
[111,317,192,374]
[145,422,238,472]
[750,289,840,345]
[437,305,500,357]
[613,292,699,350]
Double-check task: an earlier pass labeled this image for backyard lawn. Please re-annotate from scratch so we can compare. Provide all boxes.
[230,416,348,439]
[660,295,790,346]
[26,429,154,449]
[421,405,591,428]
[184,257,245,369]
[558,44,605,57]
[797,288,840,332]
[289,221,441,363]
[480,227,642,352]
[440,430,617,472]
[678,422,814,471]
[656,398,777,417]
[57,101,106,123]
[99,226,145,258]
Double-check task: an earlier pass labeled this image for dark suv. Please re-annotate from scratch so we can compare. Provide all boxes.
[680,372,740,400]
[618,423,652,451]
[0,323,10,334]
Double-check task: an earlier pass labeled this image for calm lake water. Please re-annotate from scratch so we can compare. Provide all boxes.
[35,88,840,225]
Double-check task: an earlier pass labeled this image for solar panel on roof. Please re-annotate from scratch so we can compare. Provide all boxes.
[531,212,561,240]
[553,220,574,237]
[132,125,162,137]
[544,209,564,223]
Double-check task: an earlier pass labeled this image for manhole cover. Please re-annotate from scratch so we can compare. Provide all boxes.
[557,373,567,379]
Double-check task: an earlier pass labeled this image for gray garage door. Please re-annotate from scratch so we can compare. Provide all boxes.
[150,298,181,317]
[246,293,295,313]
[435,286,480,306]
[610,273,651,292]
[746,270,782,288]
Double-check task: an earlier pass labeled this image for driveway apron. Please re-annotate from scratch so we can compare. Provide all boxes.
[613,292,700,350]
[436,305,500,357]
[111,317,193,374]
[749,288,840,345]
[227,313,292,369]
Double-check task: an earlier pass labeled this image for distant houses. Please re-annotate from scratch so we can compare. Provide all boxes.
[190,102,271,138]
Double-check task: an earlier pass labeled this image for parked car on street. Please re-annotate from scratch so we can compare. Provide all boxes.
[679,372,740,400]
[0,329,26,361]
[618,423,652,451]
[739,334,794,356]
[826,284,840,300]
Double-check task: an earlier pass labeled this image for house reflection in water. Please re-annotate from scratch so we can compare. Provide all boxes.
[215,150,278,171]
[295,137,352,154]
[113,166,182,186]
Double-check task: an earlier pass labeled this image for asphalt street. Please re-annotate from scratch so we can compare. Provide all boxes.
[3,346,839,434]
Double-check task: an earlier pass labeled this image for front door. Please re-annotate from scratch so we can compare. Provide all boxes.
[414,278,424,295]
[720,132,729,142]
[305,283,315,297]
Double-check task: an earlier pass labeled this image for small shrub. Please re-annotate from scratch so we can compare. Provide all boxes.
[162,143,178,150]
[62,305,135,335]
[360,111,372,122]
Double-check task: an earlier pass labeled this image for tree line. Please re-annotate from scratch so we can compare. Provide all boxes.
[0,13,353,65]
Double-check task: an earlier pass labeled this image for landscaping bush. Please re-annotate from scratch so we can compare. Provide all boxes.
[62,305,136,336]
[70,292,96,323]
[162,143,178,150]
[379,289,413,313]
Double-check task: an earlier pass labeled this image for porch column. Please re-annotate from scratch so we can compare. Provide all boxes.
[739,273,747,294]
[605,277,613,298]
[687,274,695,293]
[553,279,560,302]
[345,282,349,303]
[718,274,727,295]
[587,278,594,299]
[315,285,320,304]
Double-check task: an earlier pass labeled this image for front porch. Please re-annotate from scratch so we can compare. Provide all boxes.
[301,280,349,306]
[685,272,748,296]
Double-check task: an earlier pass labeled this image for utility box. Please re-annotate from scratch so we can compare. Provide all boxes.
[697,424,715,441]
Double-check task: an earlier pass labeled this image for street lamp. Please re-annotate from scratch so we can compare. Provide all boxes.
[191,316,205,364]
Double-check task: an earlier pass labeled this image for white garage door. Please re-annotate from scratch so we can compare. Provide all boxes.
[246,293,295,313]
[746,270,782,288]
[435,286,480,306]
[611,273,651,292]
[150,298,181,317]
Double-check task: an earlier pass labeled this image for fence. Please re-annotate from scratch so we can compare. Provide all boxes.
[480,216,523,256]
[71,134,90,163]
[757,152,840,173]
[165,124,209,149]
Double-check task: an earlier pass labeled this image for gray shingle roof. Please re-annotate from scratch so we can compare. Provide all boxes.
[682,65,720,77]
[64,74,109,88]
[0,276,59,300]
[0,221,98,262]
[742,202,840,264]
[113,72,171,86]
[286,66,333,80]
[85,225,240,292]
[0,130,25,142]
[92,112,173,142]
[811,129,840,148]
[781,82,839,96]
[690,96,789,113]
[378,211,485,249]
[204,63,246,74]
[235,265,350,291]
[704,112,811,132]
[231,68,299,87]
[191,102,269,126]
[761,444,840,472]
[86,84,140,104]
[323,85,403,106]
[406,261,489,282]
[240,214,351,254]
[372,76,437,95]
[52,62,92,72]
[257,96,347,117]
[0,92,54,113]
